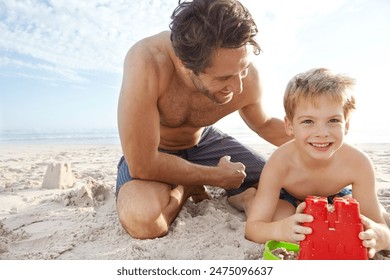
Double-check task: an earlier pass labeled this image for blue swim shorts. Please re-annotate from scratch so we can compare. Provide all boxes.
[279,188,353,208]
[116,126,266,197]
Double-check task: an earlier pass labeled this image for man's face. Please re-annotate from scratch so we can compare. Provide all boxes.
[190,45,253,105]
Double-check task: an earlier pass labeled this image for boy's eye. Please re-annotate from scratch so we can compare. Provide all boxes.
[329,119,340,123]
[302,120,313,124]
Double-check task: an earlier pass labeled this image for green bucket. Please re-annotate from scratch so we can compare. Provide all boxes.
[264,240,300,260]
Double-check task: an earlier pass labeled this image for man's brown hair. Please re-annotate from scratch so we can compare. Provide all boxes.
[170,0,261,75]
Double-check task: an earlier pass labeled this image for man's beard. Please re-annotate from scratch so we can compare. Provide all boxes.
[189,73,227,105]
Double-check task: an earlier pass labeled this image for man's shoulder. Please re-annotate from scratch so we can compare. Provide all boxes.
[127,31,173,67]
[124,31,176,83]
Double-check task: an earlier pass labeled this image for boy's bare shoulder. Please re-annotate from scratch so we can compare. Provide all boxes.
[267,140,296,165]
[341,143,373,165]
[342,142,368,156]
[273,140,295,155]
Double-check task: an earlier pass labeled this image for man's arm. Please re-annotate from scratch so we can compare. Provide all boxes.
[349,146,390,255]
[239,65,292,147]
[118,42,245,189]
[240,105,291,147]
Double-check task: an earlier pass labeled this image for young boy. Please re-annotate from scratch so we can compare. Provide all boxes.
[245,68,390,258]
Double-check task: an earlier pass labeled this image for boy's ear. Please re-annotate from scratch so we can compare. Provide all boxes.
[345,119,350,135]
[284,116,294,136]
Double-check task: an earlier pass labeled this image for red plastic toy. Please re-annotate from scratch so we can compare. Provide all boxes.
[298,196,368,260]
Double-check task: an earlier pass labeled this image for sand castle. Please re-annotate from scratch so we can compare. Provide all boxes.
[298,196,368,260]
[42,162,74,189]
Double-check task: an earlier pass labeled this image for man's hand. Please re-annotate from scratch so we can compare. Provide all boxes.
[216,155,246,190]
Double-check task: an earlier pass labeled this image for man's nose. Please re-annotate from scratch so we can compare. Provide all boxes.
[226,75,243,94]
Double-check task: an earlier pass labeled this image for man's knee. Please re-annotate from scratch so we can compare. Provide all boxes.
[116,183,169,239]
[118,210,169,239]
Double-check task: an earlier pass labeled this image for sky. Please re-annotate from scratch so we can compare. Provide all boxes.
[0,0,389,142]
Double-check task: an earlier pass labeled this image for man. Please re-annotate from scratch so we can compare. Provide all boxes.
[116,0,291,239]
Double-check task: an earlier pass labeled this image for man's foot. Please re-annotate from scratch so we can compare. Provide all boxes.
[227,187,257,213]
[188,185,211,203]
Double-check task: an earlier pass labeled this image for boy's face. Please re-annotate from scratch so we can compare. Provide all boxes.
[284,95,349,160]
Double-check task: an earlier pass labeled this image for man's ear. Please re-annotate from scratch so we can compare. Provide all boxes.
[178,60,192,75]
[284,116,294,136]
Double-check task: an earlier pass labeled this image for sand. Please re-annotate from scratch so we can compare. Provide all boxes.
[0,143,389,260]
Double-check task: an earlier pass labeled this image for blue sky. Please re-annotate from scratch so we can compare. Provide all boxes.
[0,0,389,142]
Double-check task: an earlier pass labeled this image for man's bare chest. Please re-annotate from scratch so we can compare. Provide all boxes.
[158,90,238,128]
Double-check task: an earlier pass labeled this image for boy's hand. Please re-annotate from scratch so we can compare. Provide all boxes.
[284,202,313,243]
[359,214,390,258]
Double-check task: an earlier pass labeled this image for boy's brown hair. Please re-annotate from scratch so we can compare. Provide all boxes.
[283,68,356,120]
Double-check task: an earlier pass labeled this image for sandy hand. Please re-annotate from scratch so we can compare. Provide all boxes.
[217,155,246,190]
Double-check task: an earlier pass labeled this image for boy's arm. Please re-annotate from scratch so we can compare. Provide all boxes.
[245,168,282,243]
[245,153,312,243]
[350,148,390,255]
[352,149,383,222]
[359,215,390,258]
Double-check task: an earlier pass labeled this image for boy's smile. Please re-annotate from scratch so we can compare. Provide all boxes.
[310,142,333,152]
[285,95,349,161]
[311,142,332,148]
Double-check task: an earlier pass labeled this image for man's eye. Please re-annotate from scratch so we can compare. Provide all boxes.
[217,76,231,81]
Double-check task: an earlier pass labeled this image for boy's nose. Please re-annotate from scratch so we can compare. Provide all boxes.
[315,124,330,137]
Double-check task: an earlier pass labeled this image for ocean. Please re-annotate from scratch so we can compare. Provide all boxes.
[0,128,121,145]
[1,123,390,146]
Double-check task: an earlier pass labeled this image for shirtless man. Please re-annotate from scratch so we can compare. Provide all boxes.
[116,0,291,239]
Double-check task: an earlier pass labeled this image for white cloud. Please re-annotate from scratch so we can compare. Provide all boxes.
[0,55,83,81]
[0,0,175,81]
[0,0,388,97]
[0,0,355,83]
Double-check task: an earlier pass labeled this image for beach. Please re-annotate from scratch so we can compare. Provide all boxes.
[0,142,389,260]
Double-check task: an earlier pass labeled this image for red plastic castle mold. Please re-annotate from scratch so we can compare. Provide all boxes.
[298,196,368,260]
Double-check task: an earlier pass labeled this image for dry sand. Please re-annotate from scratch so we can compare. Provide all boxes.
[0,143,389,260]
